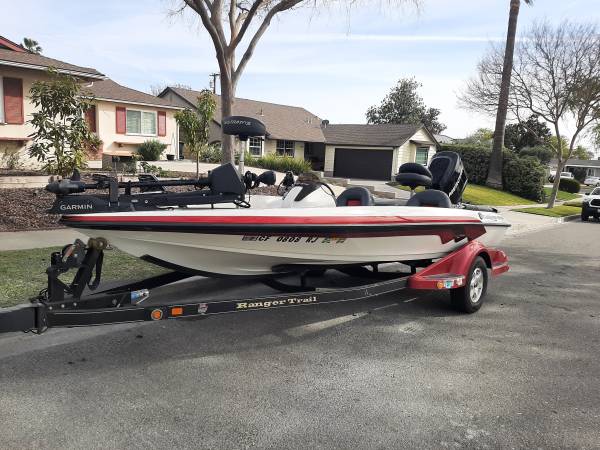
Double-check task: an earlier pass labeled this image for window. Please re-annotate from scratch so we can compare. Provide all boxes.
[248,137,263,156]
[276,140,294,157]
[126,109,157,135]
[0,76,4,123]
[415,146,429,165]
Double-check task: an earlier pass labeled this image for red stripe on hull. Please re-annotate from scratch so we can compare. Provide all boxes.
[63,215,481,226]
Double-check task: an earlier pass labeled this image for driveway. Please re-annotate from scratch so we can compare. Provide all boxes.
[1,222,599,449]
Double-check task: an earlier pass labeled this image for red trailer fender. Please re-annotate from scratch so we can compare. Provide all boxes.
[407,241,509,290]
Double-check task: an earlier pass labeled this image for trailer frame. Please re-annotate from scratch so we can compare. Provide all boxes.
[0,239,509,335]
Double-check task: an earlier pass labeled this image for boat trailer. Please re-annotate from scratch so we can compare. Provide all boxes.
[0,239,509,335]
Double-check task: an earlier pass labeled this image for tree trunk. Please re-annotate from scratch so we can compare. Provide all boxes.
[220,69,236,164]
[548,159,563,209]
[547,123,564,209]
[196,150,200,180]
[487,0,521,189]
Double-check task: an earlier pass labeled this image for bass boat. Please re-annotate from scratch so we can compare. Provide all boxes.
[46,118,509,277]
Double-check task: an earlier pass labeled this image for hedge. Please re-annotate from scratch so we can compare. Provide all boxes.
[440,144,545,202]
[558,178,581,194]
[245,153,312,175]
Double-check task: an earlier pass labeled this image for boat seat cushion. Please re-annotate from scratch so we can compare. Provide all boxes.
[406,190,452,208]
[336,187,374,207]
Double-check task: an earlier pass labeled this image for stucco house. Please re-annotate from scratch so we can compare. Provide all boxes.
[83,79,181,167]
[550,158,600,178]
[0,35,104,167]
[158,86,438,181]
[0,35,181,170]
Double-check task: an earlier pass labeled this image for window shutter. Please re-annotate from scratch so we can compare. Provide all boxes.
[3,77,23,124]
[157,111,166,136]
[115,106,126,134]
[85,105,97,132]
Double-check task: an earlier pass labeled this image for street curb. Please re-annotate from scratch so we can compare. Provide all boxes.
[559,214,581,223]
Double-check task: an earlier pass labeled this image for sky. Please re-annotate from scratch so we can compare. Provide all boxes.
[1,0,599,139]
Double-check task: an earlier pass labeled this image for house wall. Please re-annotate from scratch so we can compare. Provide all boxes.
[394,128,436,171]
[95,100,179,163]
[0,67,54,168]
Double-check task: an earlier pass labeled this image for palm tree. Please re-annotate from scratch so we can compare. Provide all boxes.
[486,0,533,189]
[22,38,42,54]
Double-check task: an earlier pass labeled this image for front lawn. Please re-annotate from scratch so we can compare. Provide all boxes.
[0,247,166,308]
[543,187,580,202]
[387,182,536,206]
[512,205,582,218]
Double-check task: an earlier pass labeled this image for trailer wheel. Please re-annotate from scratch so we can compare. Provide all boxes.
[450,256,488,314]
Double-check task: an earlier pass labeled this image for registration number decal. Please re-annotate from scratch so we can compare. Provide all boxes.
[241,235,346,244]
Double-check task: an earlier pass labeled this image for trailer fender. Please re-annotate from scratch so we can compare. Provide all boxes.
[407,241,509,290]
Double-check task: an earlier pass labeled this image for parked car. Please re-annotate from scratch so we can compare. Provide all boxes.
[584,176,600,186]
[548,171,574,183]
[581,187,600,221]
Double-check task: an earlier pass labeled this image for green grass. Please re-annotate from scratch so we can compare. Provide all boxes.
[512,205,582,218]
[543,187,579,202]
[0,247,166,308]
[387,182,535,206]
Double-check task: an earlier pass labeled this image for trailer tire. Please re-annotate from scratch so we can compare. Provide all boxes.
[450,256,488,314]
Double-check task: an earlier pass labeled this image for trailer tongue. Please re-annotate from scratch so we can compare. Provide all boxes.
[0,238,508,335]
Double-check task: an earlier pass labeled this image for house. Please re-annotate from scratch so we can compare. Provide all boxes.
[83,79,181,167]
[158,86,438,181]
[322,124,438,180]
[158,86,324,163]
[434,134,455,145]
[0,35,104,166]
[550,158,600,178]
[0,34,181,170]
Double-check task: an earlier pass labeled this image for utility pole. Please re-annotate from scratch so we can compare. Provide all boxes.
[209,73,220,94]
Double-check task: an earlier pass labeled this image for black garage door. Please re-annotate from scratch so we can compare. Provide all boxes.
[333,148,393,180]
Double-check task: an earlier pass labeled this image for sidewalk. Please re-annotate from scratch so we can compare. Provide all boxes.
[0,229,86,251]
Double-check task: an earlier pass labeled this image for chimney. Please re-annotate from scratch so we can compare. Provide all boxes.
[321,119,329,129]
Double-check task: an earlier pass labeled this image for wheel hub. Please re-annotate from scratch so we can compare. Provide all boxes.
[470,267,484,303]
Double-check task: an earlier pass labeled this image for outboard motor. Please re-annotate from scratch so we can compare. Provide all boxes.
[428,151,468,204]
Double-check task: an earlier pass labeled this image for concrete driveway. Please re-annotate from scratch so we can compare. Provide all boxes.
[1,222,599,449]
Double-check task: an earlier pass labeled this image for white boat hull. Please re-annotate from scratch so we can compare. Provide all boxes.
[64,204,510,276]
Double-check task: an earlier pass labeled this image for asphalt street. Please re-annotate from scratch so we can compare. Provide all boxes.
[0,221,599,449]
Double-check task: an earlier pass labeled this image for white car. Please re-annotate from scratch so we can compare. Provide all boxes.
[548,171,574,183]
[584,176,600,186]
[581,187,600,221]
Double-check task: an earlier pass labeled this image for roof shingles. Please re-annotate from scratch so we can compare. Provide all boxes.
[85,79,180,109]
[166,87,325,142]
[0,48,103,78]
[323,123,422,147]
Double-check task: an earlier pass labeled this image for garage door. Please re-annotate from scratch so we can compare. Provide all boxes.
[333,148,393,180]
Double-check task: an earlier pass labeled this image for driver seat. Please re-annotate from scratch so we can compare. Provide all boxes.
[336,187,374,207]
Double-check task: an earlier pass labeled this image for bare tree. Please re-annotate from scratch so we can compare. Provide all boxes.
[149,83,192,96]
[176,0,420,163]
[487,0,533,189]
[460,21,600,208]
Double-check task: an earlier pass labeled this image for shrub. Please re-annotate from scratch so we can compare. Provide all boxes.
[1,150,23,170]
[140,161,167,177]
[440,144,545,202]
[502,154,546,202]
[198,144,222,163]
[440,144,490,184]
[247,153,312,175]
[558,177,581,193]
[518,145,554,165]
[570,167,587,184]
[138,140,167,161]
